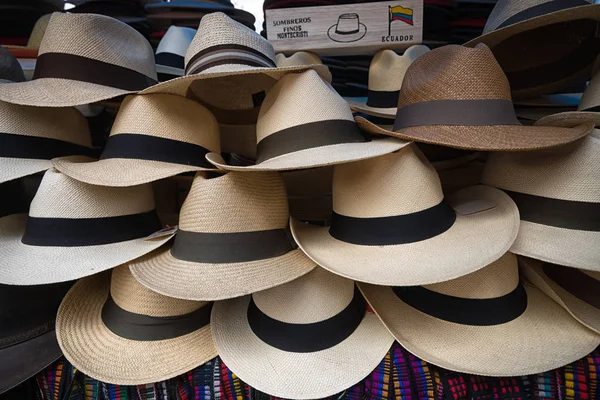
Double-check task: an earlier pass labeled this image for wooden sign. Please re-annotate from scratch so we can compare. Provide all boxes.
[265,1,423,56]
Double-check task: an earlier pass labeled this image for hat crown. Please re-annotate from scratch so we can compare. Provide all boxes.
[275,52,322,68]
[368,46,429,92]
[156,26,196,57]
[579,71,600,111]
[27,14,51,49]
[336,13,360,32]
[0,47,25,83]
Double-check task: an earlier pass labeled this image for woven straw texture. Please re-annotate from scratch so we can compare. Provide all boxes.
[0,47,25,83]
[275,52,322,68]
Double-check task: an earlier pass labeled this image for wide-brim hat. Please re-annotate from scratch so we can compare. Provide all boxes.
[327,24,367,43]
[155,26,197,81]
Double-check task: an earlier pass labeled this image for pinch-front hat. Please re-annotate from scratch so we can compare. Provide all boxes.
[292,144,520,286]
[481,129,600,270]
[360,252,600,376]
[206,69,406,171]
[327,13,367,43]
[57,264,216,385]
[0,169,172,285]
[0,13,158,107]
[53,94,220,187]
[211,267,394,399]
[155,26,196,82]
[357,44,594,151]
[130,171,315,300]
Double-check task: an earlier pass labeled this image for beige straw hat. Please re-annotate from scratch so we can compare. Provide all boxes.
[275,51,323,68]
[0,12,158,107]
[4,14,50,52]
[211,266,394,399]
[56,264,216,385]
[465,0,600,98]
[0,101,94,184]
[291,144,520,286]
[346,45,430,118]
[0,169,172,285]
[206,69,406,172]
[52,94,220,187]
[481,129,600,270]
[360,252,600,376]
[356,44,594,151]
[130,171,315,301]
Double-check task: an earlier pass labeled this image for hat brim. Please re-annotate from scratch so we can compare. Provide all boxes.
[291,185,520,286]
[0,214,173,285]
[346,97,397,119]
[359,280,600,376]
[0,157,51,184]
[129,246,316,301]
[211,295,394,399]
[327,24,367,43]
[56,272,216,385]
[156,64,185,79]
[536,111,600,128]
[356,116,594,151]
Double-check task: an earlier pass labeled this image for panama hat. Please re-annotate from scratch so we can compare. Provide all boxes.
[346,45,430,118]
[155,26,196,82]
[53,94,220,187]
[206,70,406,172]
[57,264,216,385]
[327,13,367,43]
[482,129,600,270]
[0,281,72,394]
[465,0,600,98]
[130,171,315,301]
[357,44,594,151]
[211,266,394,399]
[0,169,172,285]
[292,144,520,286]
[0,101,94,184]
[0,12,158,107]
[360,252,600,376]
[275,51,323,68]
[0,46,26,83]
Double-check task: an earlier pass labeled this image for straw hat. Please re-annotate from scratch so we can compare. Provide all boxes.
[4,13,50,52]
[0,12,158,107]
[211,266,394,399]
[481,129,600,270]
[205,69,406,171]
[0,169,172,285]
[360,252,600,376]
[155,26,196,82]
[52,94,220,187]
[292,144,519,286]
[0,46,26,83]
[56,264,216,385]
[130,171,315,301]
[346,45,430,118]
[465,0,600,98]
[356,44,594,151]
[275,51,323,68]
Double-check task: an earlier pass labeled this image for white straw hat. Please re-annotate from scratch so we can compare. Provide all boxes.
[155,26,196,82]
[211,266,394,399]
[53,94,220,187]
[130,171,315,301]
[56,264,216,385]
[360,252,600,376]
[292,144,520,286]
[206,69,407,171]
[0,169,172,285]
[481,129,600,270]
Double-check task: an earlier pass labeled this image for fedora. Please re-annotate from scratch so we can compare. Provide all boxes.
[130,171,315,301]
[206,69,406,171]
[291,144,520,286]
[346,45,430,118]
[155,26,196,82]
[0,101,94,184]
[3,15,50,80]
[56,264,216,385]
[53,94,220,187]
[0,12,158,107]
[211,266,394,399]
[465,0,600,98]
[357,44,594,151]
[0,169,172,285]
[0,46,26,83]
[481,129,600,270]
[327,13,367,43]
[360,252,600,376]
[0,281,72,394]
[146,0,255,26]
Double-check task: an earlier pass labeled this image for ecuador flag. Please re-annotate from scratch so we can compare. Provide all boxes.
[390,5,413,26]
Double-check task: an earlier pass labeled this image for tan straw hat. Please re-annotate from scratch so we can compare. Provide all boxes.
[0,12,158,107]
[465,0,600,98]
[56,264,216,385]
[481,129,600,270]
[275,51,323,68]
[53,94,220,187]
[211,266,394,399]
[206,69,407,171]
[360,252,600,376]
[0,169,172,285]
[346,45,430,118]
[0,101,94,184]
[291,144,520,286]
[356,44,594,151]
[130,171,315,301]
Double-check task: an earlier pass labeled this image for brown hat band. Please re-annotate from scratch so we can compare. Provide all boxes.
[185,44,276,75]
[496,0,589,29]
[0,132,97,160]
[543,263,600,309]
[367,90,400,108]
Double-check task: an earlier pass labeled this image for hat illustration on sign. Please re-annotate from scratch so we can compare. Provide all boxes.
[328,13,367,43]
